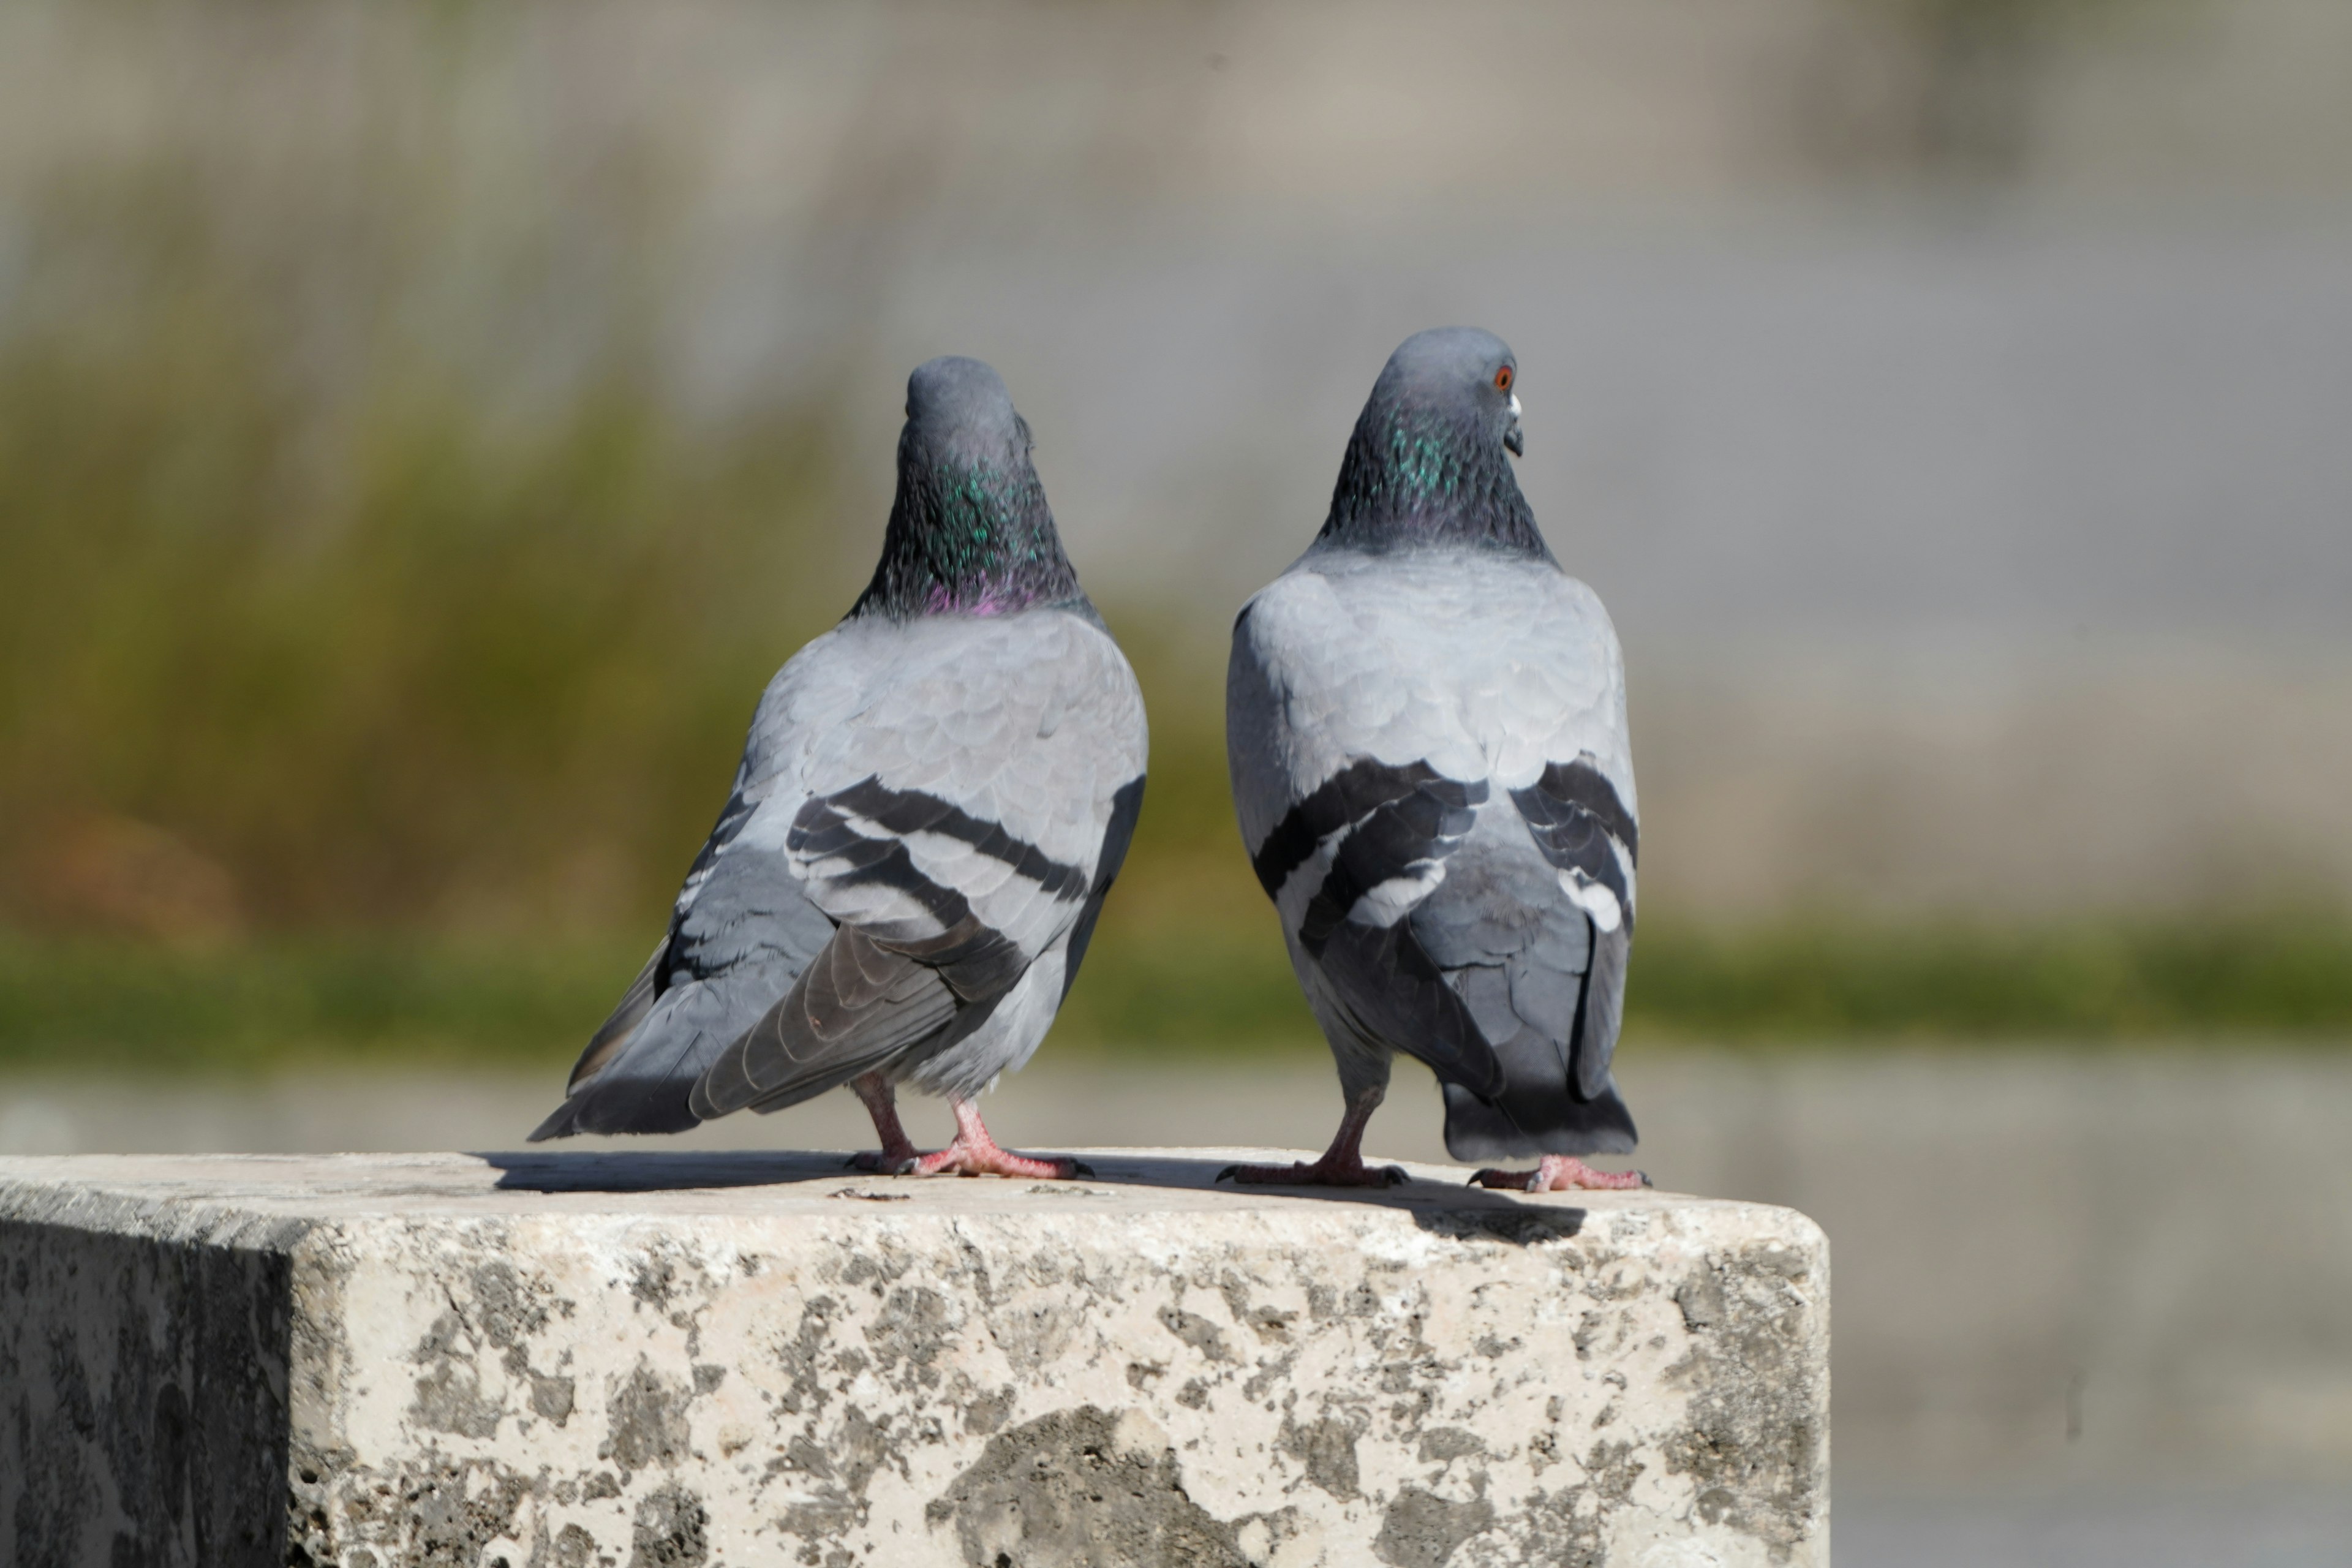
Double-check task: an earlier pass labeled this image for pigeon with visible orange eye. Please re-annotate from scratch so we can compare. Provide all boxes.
[1223,327,1647,1193]
[531,357,1146,1178]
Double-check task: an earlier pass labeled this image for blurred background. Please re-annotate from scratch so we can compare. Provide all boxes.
[2,1,2350,1561]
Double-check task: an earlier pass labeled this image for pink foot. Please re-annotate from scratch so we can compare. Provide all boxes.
[1217,1153,1409,1188]
[872,1095,1092,1180]
[908,1142,1090,1180]
[1468,1155,1649,1193]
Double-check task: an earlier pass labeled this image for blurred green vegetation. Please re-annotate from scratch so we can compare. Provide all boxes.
[5,913,2351,1075]
[1627,911,2352,1042]
[0,150,856,937]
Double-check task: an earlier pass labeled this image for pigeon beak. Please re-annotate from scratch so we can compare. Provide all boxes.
[1503,394,1525,457]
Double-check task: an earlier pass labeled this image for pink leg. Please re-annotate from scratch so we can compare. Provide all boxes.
[1468,1154,1649,1193]
[901,1098,1091,1179]
[846,1072,922,1172]
[1217,1090,1409,1188]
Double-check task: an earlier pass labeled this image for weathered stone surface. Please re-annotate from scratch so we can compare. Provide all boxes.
[0,1150,1828,1567]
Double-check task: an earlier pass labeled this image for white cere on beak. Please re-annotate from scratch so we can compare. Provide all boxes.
[1508,393,1522,422]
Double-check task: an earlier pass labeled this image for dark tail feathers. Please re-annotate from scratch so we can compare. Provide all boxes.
[1439,1077,1637,1163]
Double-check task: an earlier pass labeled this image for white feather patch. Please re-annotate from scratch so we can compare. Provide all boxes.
[1346,862,1447,929]
[1561,872,1624,933]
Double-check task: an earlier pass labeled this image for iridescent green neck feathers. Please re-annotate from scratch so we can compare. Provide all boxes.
[1316,326,1547,557]
[856,447,1082,620]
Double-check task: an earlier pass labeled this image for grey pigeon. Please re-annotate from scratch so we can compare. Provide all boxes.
[530,356,1147,1177]
[1222,328,1645,1193]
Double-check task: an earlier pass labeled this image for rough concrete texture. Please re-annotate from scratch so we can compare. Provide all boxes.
[0,1150,1828,1567]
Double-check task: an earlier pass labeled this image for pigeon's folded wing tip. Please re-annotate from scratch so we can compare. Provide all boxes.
[685,1070,734,1123]
[526,1102,578,1143]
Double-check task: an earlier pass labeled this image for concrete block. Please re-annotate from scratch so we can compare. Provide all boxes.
[1,1150,1828,1567]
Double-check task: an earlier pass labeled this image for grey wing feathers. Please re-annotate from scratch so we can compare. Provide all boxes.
[1509,754,1638,1101]
[1061,776,1145,1001]
[1275,767,1639,1161]
[1269,763,1505,1098]
[690,927,957,1118]
[536,608,1147,1142]
[1421,758,1641,1158]
[1421,792,1638,1161]
[686,774,1067,1118]
[566,940,664,1094]
[703,611,1145,1122]
[527,772,834,1140]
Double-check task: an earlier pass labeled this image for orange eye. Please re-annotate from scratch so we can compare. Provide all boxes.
[1494,366,1513,393]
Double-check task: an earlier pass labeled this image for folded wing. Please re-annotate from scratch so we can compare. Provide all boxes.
[1229,566,1641,1161]
[692,612,1145,1118]
[533,609,1144,1140]
[527,751,835,1139]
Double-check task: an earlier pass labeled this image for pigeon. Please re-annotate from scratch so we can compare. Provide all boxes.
[1221,328,1646,1193]
[529,356,1147,1178]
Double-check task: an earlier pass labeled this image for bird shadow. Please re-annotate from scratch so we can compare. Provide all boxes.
[476,1148,1586,1246]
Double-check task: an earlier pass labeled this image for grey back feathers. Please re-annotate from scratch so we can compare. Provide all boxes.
[1229,328,1640,1162]
[532,357,1145,1142]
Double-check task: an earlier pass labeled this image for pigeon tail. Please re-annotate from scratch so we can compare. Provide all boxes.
[1438,1077,1638,1163]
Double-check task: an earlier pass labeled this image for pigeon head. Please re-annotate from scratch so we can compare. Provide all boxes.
[854,356,1085,620]
[903,355,1028,458]
[1317,327,1545,556]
